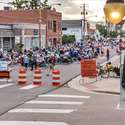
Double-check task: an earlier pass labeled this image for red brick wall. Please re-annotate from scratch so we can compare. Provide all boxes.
[0,9,62,47]
[45,9,62,46]
[0,9,46,24]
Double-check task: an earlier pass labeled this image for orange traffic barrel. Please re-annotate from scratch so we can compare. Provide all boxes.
[52,69,61,86]
[33,68,42,86]
[18,67,27,85]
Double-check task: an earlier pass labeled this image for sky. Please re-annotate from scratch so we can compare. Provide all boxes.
[0,0,107,22]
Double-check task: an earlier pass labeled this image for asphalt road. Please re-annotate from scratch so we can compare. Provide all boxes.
[0,87,124,125]
[0,48,119,125]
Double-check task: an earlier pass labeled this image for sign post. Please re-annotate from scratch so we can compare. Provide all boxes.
[0,61,9,80]
[0,61,8,71]
[81,59,97,77]
[80,59,97,84]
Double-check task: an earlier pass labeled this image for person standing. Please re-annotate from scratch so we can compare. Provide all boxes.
[31,54,37,71]
[47,55,56,76]
[106,48,110,61]
[23,55,29,69]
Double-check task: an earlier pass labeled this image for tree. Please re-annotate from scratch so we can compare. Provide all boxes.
[15,43,24,53]
[96,24,107,37]
[28,0,40,9]
[10,0,50,10]
[9,0,28,9]
[62,35,76,44]
[110,31,119,38]
[41,0,51,9]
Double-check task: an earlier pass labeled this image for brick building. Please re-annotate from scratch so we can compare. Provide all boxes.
[0,9,62,50]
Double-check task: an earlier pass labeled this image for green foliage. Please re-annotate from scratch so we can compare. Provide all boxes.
[15,43,24,53]
[110,31,119,38]
[41,0,51,9]
[96,24,119,38]
[10,0,50,10]
[62,35,76,44]
[28,0,40,9]
[9,0,28,9]
[96,24,107,37]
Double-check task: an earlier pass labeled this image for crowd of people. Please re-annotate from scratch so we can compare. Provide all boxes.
[0,38,124,73]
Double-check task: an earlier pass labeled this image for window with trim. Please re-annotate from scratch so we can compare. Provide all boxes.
[48,21,53,30]
[53,21,56,32]
[62,27,67,30]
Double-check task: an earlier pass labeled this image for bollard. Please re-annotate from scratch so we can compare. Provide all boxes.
[18,67,27,85]
[52,69,61,86]
[33,68,42,86]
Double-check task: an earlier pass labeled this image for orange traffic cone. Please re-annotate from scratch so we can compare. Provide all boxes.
[18,67,27,85]
[52,69,61,86]
[33,68,42,86]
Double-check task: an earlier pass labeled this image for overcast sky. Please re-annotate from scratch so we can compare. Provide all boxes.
[1,0,107,21]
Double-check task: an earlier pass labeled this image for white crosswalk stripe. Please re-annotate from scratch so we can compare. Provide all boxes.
[20,85,38,90]
[9,108,76,114]
[26,100,83,105]
[0,121,68,125]
[0,79,13,82]
[0,83,13,89]
[38,94,90,99]
[2,93,90,125]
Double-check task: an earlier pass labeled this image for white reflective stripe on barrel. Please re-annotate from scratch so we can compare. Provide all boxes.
[52,80,60,83]
[52,74,60,78]
[19,74,26,77]
[33,79,42,82]
[33,74,42,77]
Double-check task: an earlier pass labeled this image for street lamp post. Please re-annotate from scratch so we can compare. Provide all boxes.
[80,3,88,43]
[104,0,125,109]
[37,0,41,48]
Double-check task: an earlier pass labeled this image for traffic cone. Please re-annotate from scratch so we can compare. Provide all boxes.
[33,68,42,86]
[52,69,61,86]
[18,67,27,85]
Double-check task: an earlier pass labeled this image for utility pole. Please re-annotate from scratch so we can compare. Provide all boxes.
[80,3,88,43]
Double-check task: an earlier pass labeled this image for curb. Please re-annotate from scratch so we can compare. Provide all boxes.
[93,90,120,95]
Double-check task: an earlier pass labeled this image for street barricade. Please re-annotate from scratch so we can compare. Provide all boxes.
[80,59,97,84]
[0,61,10,82]
[33,68,42,86]
[52,69,61,86]
[18,67,27,85]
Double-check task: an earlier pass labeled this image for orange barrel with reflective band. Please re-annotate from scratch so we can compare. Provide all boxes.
[33,68,42,86]
[18,67,27,85]
[52,69,61,86]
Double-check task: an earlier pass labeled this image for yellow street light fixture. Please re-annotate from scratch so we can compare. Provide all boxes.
[104,0,125,24]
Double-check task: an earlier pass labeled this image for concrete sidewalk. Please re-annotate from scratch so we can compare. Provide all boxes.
[68,53,121,95]
[68,75,120,95]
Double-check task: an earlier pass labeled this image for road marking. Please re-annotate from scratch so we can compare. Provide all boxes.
[20,85,38,90]
[116,104,125,110]
[0,121,68,125]
[26,101,83,105]
[38,94,90,99]
[9,108,76,114]
[0,79,13,82]
[0,83,13,88]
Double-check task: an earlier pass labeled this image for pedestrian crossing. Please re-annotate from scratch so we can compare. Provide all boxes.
[0,83,13,89]
[20,84,38,90]
[0,121,68,125]
[0,83,42,90]
[0,94,91,125]
[26,100,83,105]
[38,94,90,99]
